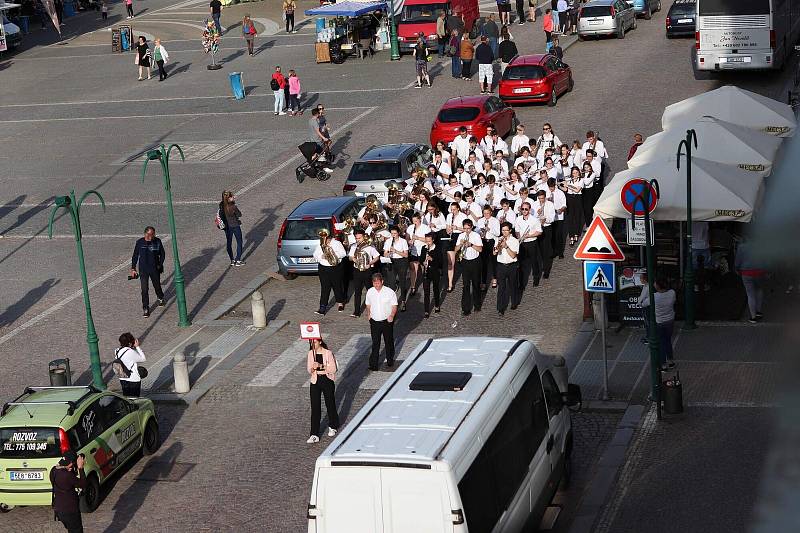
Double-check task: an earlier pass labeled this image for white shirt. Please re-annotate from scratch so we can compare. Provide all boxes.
[442,184,464,202]
[503,180,523,201]
[514,196,532,214]
[348,243,379,264]
[534,133,562,160]
[491,158,509,177]
[511,134,530,155]
[548,188,567,221]
[313,239,347,266]
[413,200,430,214]
[586,158,602,178]
[457,171,474,189]
[423,212,446,232]
[583,139,608,159]
[358,204,385,221]
[484,184,503,209]
[534,200,556,227]
[446,212,467,236]
[582,171,596,189]
[451,134,472,163]
[468,146,485,164]
[495,235,520,264]
[476,216,501,241]
[461,200,482,221]
[570,147,585,168]
[406,223,431,256]
[564,176,584,195]
[434,160,452,177]
[514,155,538,172]
[480,136,508,157]
[365,286,398,321]
[456,231,483,260]
[116,346,146,383]
[383,235,409,259]
[497,208,517,225]
[544,165,559,181]
[514,215,542,242]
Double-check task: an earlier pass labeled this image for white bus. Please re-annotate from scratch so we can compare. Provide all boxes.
[694,0,800,71]
[306,337,582,533]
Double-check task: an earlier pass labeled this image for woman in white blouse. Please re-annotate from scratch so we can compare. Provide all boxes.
[563,166,584,245]
[445,202,467,291]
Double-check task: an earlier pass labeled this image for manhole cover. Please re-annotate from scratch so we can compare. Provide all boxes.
[116,141,252,165]
[135,461,196,482]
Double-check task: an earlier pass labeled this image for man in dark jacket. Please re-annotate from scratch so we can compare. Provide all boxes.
[50,450,87,533]
[131,226,166,317]
[474,35,495,94]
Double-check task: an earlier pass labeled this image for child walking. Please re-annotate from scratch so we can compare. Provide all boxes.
[288,70,302,116]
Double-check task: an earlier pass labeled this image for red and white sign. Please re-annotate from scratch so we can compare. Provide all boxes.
[620,178,658,216]
[300,322,322,340]
[574,216,625,261]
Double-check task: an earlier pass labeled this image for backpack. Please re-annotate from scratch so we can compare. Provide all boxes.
[112,348,132,379]
[270,77,280,91]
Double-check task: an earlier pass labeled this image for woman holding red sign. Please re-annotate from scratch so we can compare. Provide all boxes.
[306,339,340,444]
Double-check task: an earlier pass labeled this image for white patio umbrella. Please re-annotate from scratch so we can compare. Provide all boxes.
[629,116,783,176]
[594,156,764,222]
[662,85,796,138]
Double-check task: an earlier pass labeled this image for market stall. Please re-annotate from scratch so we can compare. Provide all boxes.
[305,0,388,63]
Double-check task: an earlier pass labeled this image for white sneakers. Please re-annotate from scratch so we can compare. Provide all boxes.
[328,428,337,437]
[307,429,337,443]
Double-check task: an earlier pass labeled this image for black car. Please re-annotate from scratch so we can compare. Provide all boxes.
[665,0,695,38]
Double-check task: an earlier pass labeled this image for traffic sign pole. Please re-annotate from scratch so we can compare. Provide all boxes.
[678,129,698,330]
[600,293,608,400]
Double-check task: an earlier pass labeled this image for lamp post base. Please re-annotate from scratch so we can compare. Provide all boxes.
[207,64,223,70]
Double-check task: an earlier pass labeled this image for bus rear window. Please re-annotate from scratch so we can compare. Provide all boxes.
[698,0,770,16]
[0,428,62,459]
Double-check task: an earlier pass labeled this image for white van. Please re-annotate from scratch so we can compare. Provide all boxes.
[306,337,582,533]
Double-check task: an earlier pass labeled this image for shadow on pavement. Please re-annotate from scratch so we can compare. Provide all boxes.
[242,205,282,261]
[167,61,191,77]
[0,194,26,226]
[0,278,61,328]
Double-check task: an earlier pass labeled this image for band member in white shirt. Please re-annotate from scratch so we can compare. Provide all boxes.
[481,160,500,182]
[510,124,530,156]
[313,231,347,315]
[534,189,556,278]
[514,201,543,289]
[427,164,447,193]
[365,273,398,370]
[461,190,482,222]
[480,125,508,158]
[494,222,520,315]
[455,162,474,190]
[534,122,562,162]
[570,139,585,169]
[413,190,432,215]
[563,166,584,245]
[502,171,523,202]
[441,175,464,209]
[434,140,452,166]
[419,233,443,317]
[514,146,538,176]
[556,144,572,179]
[348,229,380,317]
[543,157,559,181]
[532,169,549,194]
[432,151,452,177]
[582,130,608,160]
[406,212,431,297]
[547,177,568,259]
[491,150,509,178]
[514,187,532,214]
[537,147,556,169]
[454,219,483,315]
[476,205,500,289]
[445,202,467,291]
[581,160,596,227]
[357,196,386,227]
[468,138,485,164]
[450,126,472,165]
[383,225,410,311]
[484,175,503,212]
[497,198,517,225]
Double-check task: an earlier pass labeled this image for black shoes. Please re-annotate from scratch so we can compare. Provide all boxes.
[315,308,326,316]
[386,360,394,368]
[157,299,165,307]
[369,365,379,371]
[143,309,150,318]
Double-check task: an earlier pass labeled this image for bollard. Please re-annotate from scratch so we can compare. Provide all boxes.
[173,353,190,394]
[552,356,569,393]
[251,290,267,329]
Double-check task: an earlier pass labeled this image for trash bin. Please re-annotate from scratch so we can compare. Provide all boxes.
[662,370,683,414]
[49,358,72,387]
[229,71,245,99]
[316,17,326,34]
[63,0,76,18]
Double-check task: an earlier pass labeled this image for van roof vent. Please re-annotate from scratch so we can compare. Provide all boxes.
[409,372,472,392]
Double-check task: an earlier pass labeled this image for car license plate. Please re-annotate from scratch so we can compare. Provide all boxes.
[722,56,750,63]
[589,19,602,25]
[513,87,533,94]
[296,257,316,264]
[10,471,44,481]
[678,18,692,23]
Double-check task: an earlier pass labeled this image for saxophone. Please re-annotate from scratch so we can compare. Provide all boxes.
[354,239,372,272]
[318,229,339,266]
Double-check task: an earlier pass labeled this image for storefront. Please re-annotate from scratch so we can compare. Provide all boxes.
[305,1,388,63]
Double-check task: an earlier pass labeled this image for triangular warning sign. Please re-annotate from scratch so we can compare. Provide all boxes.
[574,216,625,261]
[589,267,611,289]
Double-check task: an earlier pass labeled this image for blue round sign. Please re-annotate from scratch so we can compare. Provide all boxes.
[620,179,658,216]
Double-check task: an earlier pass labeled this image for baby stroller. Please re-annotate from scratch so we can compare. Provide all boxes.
[296,142,333,183]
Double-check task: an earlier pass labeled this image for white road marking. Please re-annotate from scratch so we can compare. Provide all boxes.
[1,234,144,239]
[133,19,208,30]
[248,338,310,387]
[12,42,315,61]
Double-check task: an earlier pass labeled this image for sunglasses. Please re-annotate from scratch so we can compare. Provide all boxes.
[521,208,530,212]
[543,127,551,131]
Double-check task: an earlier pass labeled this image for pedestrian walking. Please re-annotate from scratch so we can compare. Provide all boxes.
[460,34,474,80]
[494,222,520,314]
[735,236,767,323]
[484,13,500,56]
[114,332,147,397]
[557,0,568,32]
[271,65,287,115]
[242,14,257,55]
[420,233,442,317]
[562,166,584,245]
[288,69,302,115]
[653,277,675,364]
[550,0,560,32]
[153,38,169,81]
[448,29,462,78]
[413,34,432,88]
[130,226,165,317]
[50,450,86,533]
[124,0,133,18]
[436,10,447,57]
[497,0,511,26]
[306,339,340,443]
[135,36,151,81]
[637,272,651,343]
[516,0,525,24]
[209,0,223,34]
[101,0,107,20]
[474,35,494,94]
[365,273,398,370]
[313,229,346,315]
[218,191,245,266]
[283,0,296,33]
[627,133,644,161]
[498,25,517,73]
[455,219,483,315]
[528,0,537,23]
[543,9,554,49]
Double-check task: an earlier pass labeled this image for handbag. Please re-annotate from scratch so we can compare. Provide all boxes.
[138,366,149,379]
[215,208,225,230]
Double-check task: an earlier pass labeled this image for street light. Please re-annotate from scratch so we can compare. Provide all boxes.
[631,178,662,420]
[677,129,698,330]
[141,144,191,328]
[387,0,400,60]
[48,189,107,390]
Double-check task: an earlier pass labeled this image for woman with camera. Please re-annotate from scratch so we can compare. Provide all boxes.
[115,332,147,397]
[306,339,340,444]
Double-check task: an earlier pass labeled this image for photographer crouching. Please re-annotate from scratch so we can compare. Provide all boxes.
[49,450,87,533]
[130,226,166,318]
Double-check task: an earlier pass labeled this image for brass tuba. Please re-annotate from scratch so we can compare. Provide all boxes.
[318,229,339,266]
[353,239,372,272]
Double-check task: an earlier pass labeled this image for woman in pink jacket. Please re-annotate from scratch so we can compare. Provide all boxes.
[306,339,340,443]
[288,69,302,116]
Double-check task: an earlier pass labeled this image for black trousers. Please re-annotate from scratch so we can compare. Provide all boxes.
[125,3,133,17]
[318,263,345,309]
[519,240,542,289]
[496,262,519,311]
[551,219,566,258]
[156,59,167,80]
[423,267,441,312]
[460,257,482,313]
[351,269,373,315]
[385,258,409,301]
[566,194,583,237]
[309,376,339,437]
[285,12,295,32]
[120,380,141,397]
[582,187,595,227]
[56,511,83,533]
[540,225,554,276]
[139,271,164,310]
[369,319,395,367]
[516,0,525,21]
[481,239,496,284]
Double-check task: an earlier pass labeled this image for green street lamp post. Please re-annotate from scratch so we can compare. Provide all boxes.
[631,179,662,420]
[141,144,191,328]
[677,129,698,330]
[48,190,107,390]
[388,0,400,60]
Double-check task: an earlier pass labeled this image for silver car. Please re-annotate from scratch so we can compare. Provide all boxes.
[342,143,432,202]
[578,0,636,39]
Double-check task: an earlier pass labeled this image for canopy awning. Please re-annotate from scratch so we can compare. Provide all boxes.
[305,1,387,17]
[594,156,764,222]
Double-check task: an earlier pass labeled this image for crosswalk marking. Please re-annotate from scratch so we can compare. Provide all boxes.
[248,338,309,387]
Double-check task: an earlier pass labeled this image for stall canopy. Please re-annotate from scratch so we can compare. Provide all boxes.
[594,156,764,222]
[629,116,783,176]
[662,85,797,138]
[305,1,387,17]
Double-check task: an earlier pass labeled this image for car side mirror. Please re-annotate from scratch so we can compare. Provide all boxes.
[562,383,582,410]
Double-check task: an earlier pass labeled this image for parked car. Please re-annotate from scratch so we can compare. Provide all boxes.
[665,0,695,37]
[276,196,364,277]
[629,0,661,19]
[342,143,432,200]
[0,386,159,513]
[577,0,636,40]
[430,94,517,146]
[499,54,574,107]
[1,14,22,50]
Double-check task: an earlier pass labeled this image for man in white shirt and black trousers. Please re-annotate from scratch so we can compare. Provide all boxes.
[348,229,380,317]
[514,201,543,290]
[313,231,347,315]
[547,177,567,259]
[365,273,398,370]
[455,219,483,315]
[494,222,520,315]
[534,190,556,279]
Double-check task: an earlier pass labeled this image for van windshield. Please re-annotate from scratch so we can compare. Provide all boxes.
[283,219,333,240]
[348,161,402,182]
[698,0,769,16]
[0,428,62,459]
[581,6,612,17]
[400,3,448,23]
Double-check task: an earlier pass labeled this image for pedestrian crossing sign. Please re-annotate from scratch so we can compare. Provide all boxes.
[583,261,616,293]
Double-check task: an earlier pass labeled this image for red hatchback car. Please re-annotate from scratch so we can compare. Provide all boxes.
[429,95,517,147]
[498,54,574,106]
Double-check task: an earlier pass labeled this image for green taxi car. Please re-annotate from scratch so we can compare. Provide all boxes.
[0,385,159,513]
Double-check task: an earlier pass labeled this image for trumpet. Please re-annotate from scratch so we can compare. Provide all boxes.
[493,236,506,255]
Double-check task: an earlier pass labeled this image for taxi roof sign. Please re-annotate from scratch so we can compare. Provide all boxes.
[574,216,625,261]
